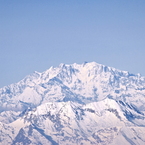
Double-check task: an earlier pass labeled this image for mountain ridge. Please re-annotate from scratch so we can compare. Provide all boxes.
[0,62,145,144]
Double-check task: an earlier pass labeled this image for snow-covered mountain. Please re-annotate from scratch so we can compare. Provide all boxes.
[0,62,145,145]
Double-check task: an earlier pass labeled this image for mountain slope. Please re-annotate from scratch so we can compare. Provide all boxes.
[0,62,145,144]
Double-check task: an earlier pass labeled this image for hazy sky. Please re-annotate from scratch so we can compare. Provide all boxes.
[0,0,145,87]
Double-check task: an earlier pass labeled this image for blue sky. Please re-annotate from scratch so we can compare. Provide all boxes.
[0,0,145,87]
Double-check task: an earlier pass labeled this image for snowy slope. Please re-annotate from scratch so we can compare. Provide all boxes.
[0,62,145,145]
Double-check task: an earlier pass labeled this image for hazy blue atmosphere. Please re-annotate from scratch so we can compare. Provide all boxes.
[0,0,145,88]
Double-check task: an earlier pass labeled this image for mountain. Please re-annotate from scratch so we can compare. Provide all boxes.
[0,62,145,145]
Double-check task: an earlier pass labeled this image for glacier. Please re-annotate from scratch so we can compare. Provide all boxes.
[0,62,145,145]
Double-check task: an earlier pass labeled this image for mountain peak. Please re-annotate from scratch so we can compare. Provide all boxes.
[0,62,145,144]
